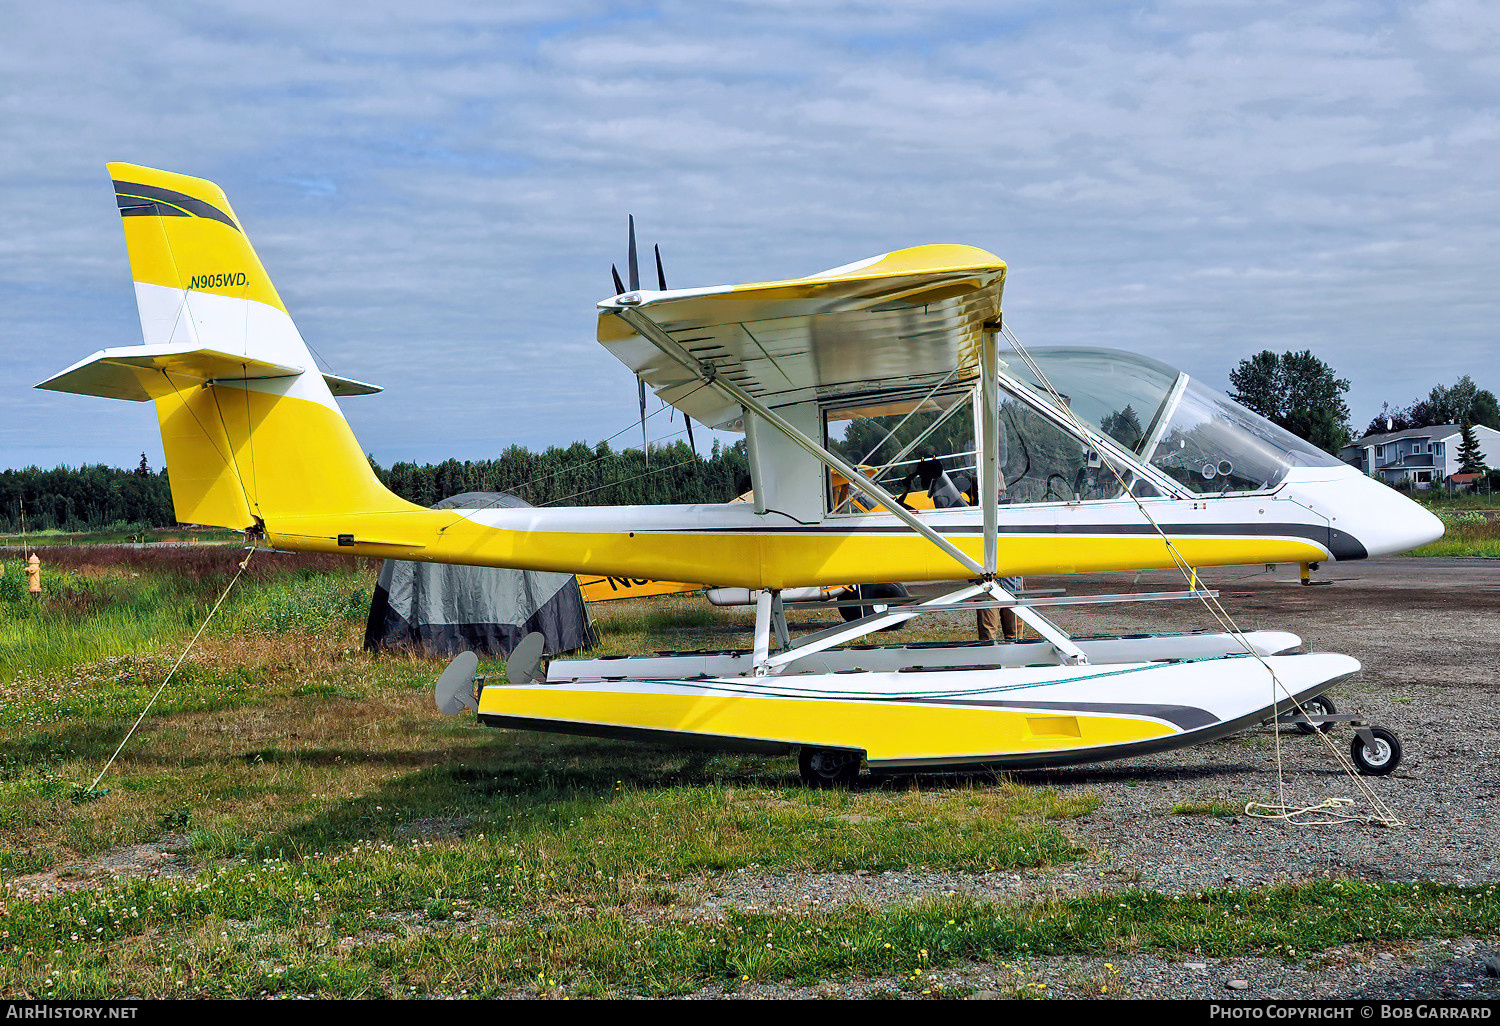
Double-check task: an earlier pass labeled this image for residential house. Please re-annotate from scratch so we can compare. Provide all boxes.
[1340,424,1500,489]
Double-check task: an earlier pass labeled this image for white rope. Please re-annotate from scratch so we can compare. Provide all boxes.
[1244,796,1370,827]
[492,380,716,501]
[1000,324,1400,828]
[86,546,257,794]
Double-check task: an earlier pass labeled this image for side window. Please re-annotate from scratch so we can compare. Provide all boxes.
[1000,399,1127,503]
[825,387,1141,512]
[825,399,975,514]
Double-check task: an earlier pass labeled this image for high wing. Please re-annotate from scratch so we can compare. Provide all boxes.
[596,244,1006,429]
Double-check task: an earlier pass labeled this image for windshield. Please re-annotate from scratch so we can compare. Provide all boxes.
[1006,347,1180,455]
[1005,346,1346,495]
[1148,378,1346,493]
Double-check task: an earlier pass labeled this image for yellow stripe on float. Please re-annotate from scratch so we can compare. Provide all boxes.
[475,687,1175,763]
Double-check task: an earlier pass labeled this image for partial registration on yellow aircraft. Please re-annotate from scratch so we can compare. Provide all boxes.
[575,575,700,603]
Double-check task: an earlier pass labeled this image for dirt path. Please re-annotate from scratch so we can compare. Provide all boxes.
[6,834,195,898]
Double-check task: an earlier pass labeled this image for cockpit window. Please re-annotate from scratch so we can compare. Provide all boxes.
[1005,345,1345,495]
[1000,397,1130,503]
[1005,347,1180,456]
[827,345,1347,508]
[1149,378,1346,493]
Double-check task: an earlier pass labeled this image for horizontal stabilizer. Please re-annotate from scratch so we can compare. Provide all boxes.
[321,373,382,397]
[36,344,302,402]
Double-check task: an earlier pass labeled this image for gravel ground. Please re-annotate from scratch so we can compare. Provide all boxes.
[1012,558,1500,891]
[679,557,1500,999]
[8,834,197,898]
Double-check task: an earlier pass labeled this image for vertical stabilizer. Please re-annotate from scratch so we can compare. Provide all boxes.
[86,164,416,529]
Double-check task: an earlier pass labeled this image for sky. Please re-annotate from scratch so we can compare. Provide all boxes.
[2,0,1497,472]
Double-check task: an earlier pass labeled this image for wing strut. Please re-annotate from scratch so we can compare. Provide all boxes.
[638,375,649,468]
[978,320,1001,575]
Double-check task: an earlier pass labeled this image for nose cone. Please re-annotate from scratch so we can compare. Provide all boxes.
[1293,470,1444,559]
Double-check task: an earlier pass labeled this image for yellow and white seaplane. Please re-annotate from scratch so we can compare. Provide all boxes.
[39,164,1441,784]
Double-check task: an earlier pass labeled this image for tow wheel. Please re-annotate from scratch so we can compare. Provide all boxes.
[1295,694,1337,735]
[799,747,863,788]
[1350,727,1403,776]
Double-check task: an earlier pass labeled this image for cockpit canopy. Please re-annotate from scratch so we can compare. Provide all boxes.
[1008,347,1345,495]
[826,345,1347,510]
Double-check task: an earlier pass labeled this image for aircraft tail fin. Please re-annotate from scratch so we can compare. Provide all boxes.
[36,163,416,531]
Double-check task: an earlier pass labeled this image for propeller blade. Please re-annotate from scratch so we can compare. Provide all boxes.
[654,243,667,291]
[433,650,480,715]
[610,263,625,295]
[627,215,640,291]
[685,414,696,455]
[506,632,548,686]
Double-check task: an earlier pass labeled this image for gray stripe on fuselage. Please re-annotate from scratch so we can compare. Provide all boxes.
[901,698,1218,730]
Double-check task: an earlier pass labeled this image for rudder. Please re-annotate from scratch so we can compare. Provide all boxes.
[38,164,416,531]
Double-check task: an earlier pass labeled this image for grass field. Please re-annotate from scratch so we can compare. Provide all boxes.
[0,526,242,548]
[1406,509,1500,558]
[1416,492,1499,510]
[2,547,1497,998]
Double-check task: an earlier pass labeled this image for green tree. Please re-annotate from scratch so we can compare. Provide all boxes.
[1472,389,1500,431]
[1100,405,1144,450]
[1397,375,1499,431]
[1362,401,1412,438]
[0,464,173,531]
[1226,352,1282,420]
[1457,419,1488,474]
[1228,350,1351,454]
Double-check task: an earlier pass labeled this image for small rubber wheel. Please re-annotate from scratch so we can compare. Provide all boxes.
[1295,694,1336,735]
[799,747,863,788]
[837,587,862,622]
[1350,727,1402,776]
[837,583,909,630]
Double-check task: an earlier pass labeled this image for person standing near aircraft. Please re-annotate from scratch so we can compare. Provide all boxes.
[977,580,1021,642]
[916,456,1023,642]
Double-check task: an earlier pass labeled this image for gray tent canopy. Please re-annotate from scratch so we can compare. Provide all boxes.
[363,492,598,658]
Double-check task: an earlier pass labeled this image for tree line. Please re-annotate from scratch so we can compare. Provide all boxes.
[375,438,748,509]
[0,459,171,534]
[1361,376,1500,437]
[0,440,750,533]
